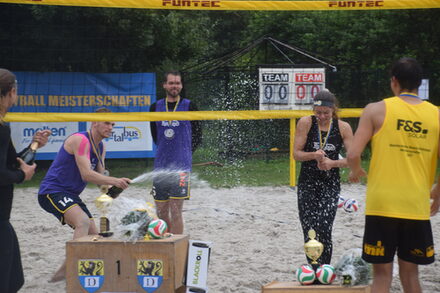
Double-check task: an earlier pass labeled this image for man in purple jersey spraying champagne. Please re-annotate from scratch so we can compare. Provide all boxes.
[38,107,131,282]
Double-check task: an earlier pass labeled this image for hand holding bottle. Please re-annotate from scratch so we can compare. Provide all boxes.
[16,157,36,181]
[33,129,51,148]
[20,130,52,165]
[107,177,131,199]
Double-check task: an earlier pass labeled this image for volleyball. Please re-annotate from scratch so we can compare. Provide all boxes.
[343,199,359,213]
[296,264,316,285]
[147,219,168,239]
[316,264,336,284]
[337,196,345,208]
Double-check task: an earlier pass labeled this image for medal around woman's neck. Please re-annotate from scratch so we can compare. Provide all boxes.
[318,119,333,150]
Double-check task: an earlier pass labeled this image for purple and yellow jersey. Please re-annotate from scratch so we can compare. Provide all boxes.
[38,131,103,197]
[154,98,192,171]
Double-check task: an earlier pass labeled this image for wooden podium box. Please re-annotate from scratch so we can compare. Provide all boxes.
[66,234,189,293]
[262,281,371,293]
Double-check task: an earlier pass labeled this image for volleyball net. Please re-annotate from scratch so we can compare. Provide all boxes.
[1,1,438,187]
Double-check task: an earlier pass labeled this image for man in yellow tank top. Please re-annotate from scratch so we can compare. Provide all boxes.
[347,57,440,293]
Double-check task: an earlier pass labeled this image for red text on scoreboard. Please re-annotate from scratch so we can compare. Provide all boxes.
[294,73,324,83]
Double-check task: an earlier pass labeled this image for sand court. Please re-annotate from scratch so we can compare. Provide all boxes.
[11,184,440,292]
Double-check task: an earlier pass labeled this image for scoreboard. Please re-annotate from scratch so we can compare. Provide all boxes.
[259,66,326,110]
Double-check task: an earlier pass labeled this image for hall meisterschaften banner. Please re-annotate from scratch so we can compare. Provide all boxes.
[9,72,157,160]
[0,0,439,10]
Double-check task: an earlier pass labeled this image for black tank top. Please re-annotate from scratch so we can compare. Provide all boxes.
[298,116,343,185]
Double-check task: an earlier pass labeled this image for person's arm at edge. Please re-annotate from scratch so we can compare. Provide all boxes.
[430,109,440,216]
[347,102,382,182]
[0,142,25,185]
[0,127,34,185]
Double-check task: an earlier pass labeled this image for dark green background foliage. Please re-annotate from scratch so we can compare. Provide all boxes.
[1,5,439,185]
[1,5,438,106]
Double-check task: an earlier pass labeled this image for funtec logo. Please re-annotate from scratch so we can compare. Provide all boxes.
[162,0,220,8]
[107,126,141,142]
[23,125,67,137]
[328,0,384,8]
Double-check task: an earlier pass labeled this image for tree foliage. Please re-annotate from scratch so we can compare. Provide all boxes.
[0,5,439,104]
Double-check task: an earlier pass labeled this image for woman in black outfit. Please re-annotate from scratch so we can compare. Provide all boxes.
[0,69,50,292]
[293,91,353,266]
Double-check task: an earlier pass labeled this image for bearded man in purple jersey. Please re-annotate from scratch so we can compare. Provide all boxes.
[150,71,202,234]
[38,108,131,282]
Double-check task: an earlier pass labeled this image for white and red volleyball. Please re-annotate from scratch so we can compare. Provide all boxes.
[295,264,316,285]
[337,196,345,208]
[147,219,168,239]
[343,199,359,213]
[316,264,336,284]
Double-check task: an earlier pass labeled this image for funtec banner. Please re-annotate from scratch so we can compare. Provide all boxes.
[0,0,439,10]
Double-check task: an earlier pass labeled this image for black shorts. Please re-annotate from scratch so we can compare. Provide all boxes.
[362,215,434,265]
[151,172,190,202]
[38,192,93,225]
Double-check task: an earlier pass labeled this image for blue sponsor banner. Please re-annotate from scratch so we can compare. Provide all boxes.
[9,72,156,159]
[11,72,155,113]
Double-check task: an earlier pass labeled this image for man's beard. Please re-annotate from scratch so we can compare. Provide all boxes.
[166,89,180,98]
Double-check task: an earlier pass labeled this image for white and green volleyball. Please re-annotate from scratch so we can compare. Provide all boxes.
[296,264,316,285]
[147,219,168,239]
[316,264,336,284]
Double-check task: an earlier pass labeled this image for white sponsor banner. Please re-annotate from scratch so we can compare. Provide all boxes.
[86,121,153,156]
[10,122,79,159]
[10,121,153,160]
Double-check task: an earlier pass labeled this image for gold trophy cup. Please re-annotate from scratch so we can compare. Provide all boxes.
[95,186,114,237]
[304,229,324,269]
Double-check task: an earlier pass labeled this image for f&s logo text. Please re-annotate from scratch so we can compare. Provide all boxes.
[396,119,428,139]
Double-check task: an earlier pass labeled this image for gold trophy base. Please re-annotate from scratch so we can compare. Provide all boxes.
[99,216,113,237]
[99,231,114,237]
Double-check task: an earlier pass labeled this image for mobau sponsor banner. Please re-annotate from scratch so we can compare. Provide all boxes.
[9,72,156,159]
[0,0,439,11]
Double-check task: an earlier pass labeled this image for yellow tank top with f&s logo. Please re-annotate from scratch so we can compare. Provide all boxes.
[366,97,439,220]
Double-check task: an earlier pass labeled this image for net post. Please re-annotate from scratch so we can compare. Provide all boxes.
[290,118,296,187]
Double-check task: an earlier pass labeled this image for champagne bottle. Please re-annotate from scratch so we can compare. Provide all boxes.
[106,185,127,199]
[20,142,39,164]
